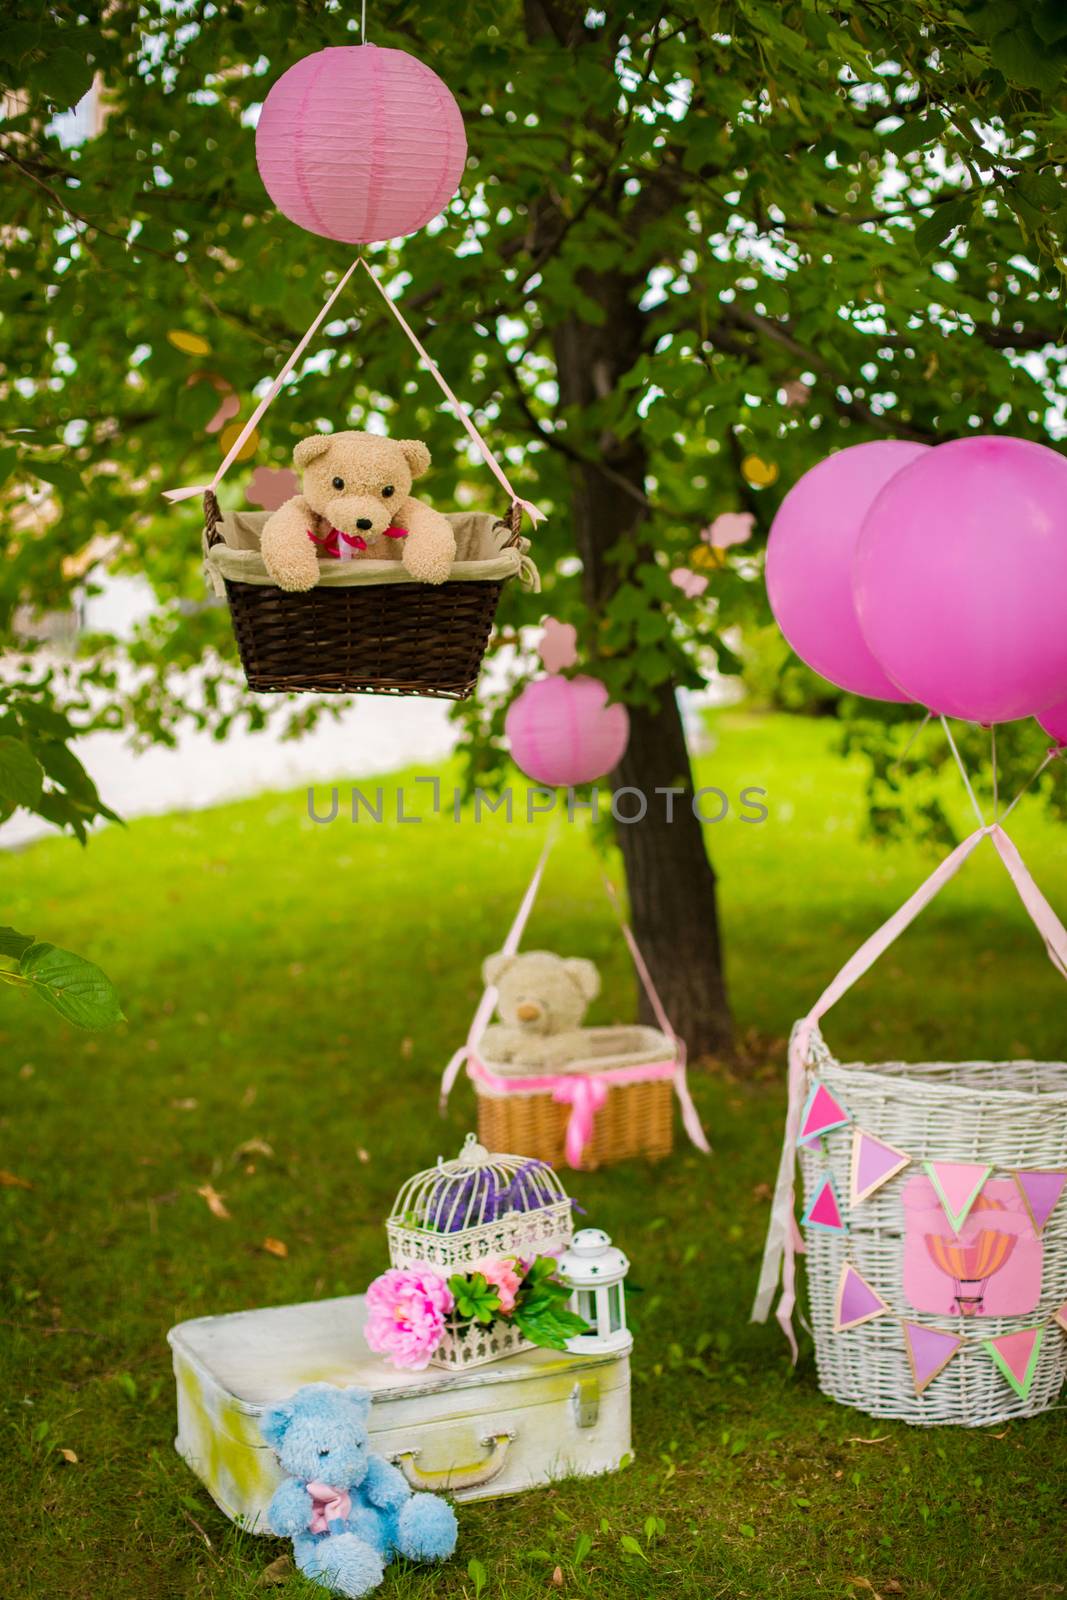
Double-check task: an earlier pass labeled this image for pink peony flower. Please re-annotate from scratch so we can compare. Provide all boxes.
[364,1269,453,1370]
[477,1258,523,1315]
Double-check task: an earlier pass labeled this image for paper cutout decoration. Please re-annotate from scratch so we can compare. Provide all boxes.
[1011,1169,1067,1237]
[850,1129,912,1205]
[167,329,211,356]
[247,466,300,512]
[903,1321,964,1395]
[741,453,778,488]
[802,1175,846,1233]
[923,1159,992,1232]
[538,619,579,675]
[797,1084,851,1148]
[903,1178,1041,1318]
[983,1327,1044,1400]
[1055,1302,1067,1337]
[670,567,709,599]
[219,420,259,463]
[701,511,755,550]
[833,1263,889,1332]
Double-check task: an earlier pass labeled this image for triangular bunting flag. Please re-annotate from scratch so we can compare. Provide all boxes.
[797,1084,850,1147]
[923,1159,992,1232]
[983,1327,1044,1400]
[1011,1169,1067,1237]
[1055,1303,1067,1337]
[903,1322,965,1395]
[850,1129,912,1205]
[833,1262,889,1332]
[801,1174,847,1233]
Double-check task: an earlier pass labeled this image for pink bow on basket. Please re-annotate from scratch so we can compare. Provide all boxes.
[552,1076,610,1169]
[306,1481,352,1534]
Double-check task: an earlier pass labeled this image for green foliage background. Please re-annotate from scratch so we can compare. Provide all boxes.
[2,0,1067,843]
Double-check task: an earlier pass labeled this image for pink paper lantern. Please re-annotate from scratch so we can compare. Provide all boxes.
[506,676,630,787]
[255,45,467,245]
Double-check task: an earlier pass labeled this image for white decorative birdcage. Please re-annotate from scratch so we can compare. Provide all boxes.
[386,1133,574,1274]
[386,1133,575,1370]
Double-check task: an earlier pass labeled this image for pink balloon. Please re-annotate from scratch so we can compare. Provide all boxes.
[506,676,630,787]
[255,45,467,245]
[855,436,1067,723]
[1038,697,1067,746]
[766,440,927,699]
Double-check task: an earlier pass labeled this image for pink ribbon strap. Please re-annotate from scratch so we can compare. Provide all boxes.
[165,256,544,528]
[306,1481,352,1534]
[751,822,1067,1359]
[358,259,544,528]
[438,839,553,1110]
[163,259,362,505]
[553,1076,610,1167]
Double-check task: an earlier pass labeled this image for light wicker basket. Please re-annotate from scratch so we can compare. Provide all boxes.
[798,1028,1067,1427]
[475,1031,676,1171]
[754,821,1067,1426]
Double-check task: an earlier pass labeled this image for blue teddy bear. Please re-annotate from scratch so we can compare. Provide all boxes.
[261,1382,457,1597]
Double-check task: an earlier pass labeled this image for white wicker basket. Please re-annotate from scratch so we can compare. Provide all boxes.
[753,821,1067,1427]
[386,1133,575,1370]
[799,1028,1067,1426]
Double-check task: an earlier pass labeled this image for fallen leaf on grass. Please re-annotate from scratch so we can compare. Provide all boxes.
[262,1237,288,1258]
[232,1137,274,1163]
[171,1097,199,1111]
[0,1170,33,1189]
[57,1448,78,1464]
[845,1580,883,1600]
[550,1567,564,1587]
[259,1554,293,1586]
[357,1148,370,1165]
[196,1184,231,1220]
[846,1436,890,1446]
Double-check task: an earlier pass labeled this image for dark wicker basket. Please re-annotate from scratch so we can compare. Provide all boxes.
[205,492,521,699]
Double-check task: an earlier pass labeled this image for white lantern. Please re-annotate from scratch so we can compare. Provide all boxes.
[557,1228,631,1355]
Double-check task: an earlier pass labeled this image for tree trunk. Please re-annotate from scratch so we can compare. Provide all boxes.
[552,301,734,1058]
[522,0,733,1057]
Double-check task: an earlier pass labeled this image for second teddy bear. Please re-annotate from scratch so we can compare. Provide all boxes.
[478,950,602,1071]
[262,1383,457,1598]
[260,431,457,592]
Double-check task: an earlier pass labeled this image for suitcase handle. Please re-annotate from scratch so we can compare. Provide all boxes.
[388,1430,516,1492]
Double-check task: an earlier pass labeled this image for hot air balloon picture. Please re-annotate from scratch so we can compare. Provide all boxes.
[902,1176,1041,1318]
[922,1193,1018,1317]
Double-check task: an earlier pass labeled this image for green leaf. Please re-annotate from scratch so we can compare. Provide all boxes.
[0,736,44,810]
[991,25,1066,91]
[36,45,96,110]
[18,942,124,1030]
[620,1534,648,1561]
[574,1532,592,1568]
[25,458,82,496]
[467,1557,487,1598]
[0,445,18,488]
[1033,0,1067,43]
[0,926,34,961]
[914,197,972,258]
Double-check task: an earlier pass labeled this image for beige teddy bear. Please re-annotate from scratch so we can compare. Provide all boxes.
[259,431,457,592]
[478,950,602,1072]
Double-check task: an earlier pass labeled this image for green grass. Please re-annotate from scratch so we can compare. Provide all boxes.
[2,711,1065,1600]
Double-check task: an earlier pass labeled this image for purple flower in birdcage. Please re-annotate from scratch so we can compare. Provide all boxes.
[422,1158,561,1232]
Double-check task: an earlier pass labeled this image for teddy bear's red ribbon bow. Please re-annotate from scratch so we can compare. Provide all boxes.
[307,525,409,559]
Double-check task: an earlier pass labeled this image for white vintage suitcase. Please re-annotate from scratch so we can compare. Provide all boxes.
[168,1294,632,1528]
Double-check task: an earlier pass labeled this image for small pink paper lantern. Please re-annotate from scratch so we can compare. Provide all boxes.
[506,676,630,787]
[255,45,467,245]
